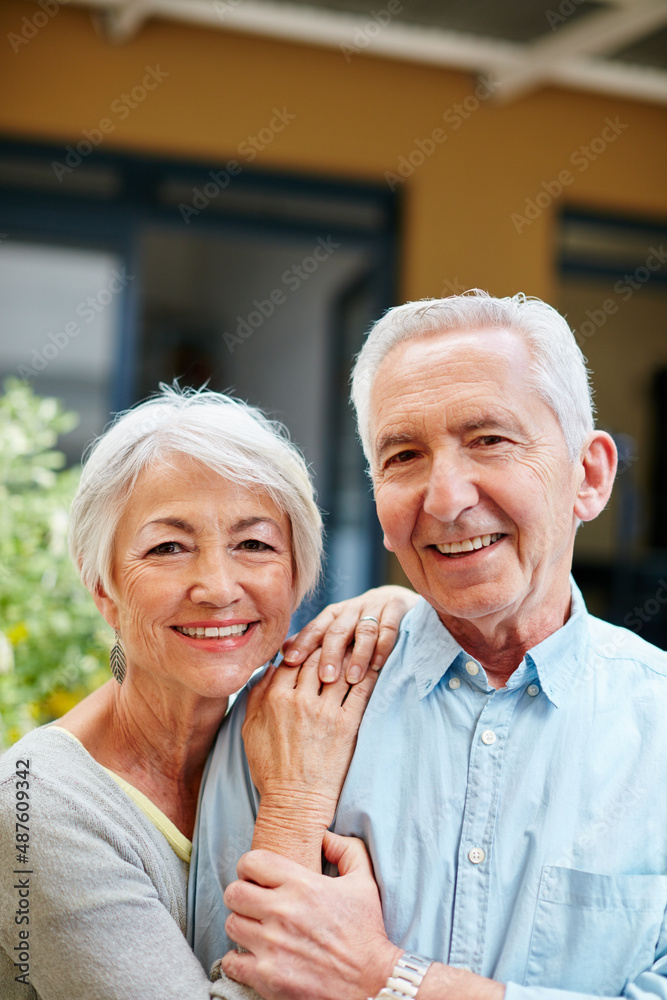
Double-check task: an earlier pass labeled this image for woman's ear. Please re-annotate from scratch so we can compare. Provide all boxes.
[91,582,119,630]
[574,431,618,523]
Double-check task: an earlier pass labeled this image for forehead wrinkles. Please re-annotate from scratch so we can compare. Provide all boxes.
[372,327,530,399]
[370,342,526,453]
[117,461,290,546]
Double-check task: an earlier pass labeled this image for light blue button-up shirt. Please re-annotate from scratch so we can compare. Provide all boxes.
[188,583,667,1000]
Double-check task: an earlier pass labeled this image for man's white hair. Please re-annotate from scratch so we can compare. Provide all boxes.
[69,385,323,607]
[351,290,595,464]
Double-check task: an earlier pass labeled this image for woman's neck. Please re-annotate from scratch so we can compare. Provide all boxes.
[56,678,228,838]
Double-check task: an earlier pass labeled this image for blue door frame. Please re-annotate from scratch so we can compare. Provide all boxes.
[0,138,400,595]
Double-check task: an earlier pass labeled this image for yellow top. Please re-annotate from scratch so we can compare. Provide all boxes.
[50,726,192,864]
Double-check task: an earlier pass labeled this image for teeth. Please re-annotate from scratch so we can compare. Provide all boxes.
[175,623,250,638]
[435,533,502,556]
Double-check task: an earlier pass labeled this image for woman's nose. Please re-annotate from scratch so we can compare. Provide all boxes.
[188,552,244,607]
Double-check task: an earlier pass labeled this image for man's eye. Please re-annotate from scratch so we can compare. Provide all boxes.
[475,435,505,446]
[149,541,183,555]
[388,450,417,465]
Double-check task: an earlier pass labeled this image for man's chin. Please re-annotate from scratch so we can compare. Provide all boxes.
[429,582,520,626]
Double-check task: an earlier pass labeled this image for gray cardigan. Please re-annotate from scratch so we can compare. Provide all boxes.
[0,726,256,1000]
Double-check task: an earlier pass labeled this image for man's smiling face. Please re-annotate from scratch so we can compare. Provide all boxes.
[370,326,584,639]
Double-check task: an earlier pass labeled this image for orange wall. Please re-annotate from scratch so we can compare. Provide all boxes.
[2,0,667,303]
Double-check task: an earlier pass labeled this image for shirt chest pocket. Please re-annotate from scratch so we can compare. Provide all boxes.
[524,866,667,994]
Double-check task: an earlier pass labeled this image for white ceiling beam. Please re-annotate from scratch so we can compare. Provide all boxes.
[67,0,667,105]
[97,2,151,42]
[489,0,667,103]
[553,53,667,103]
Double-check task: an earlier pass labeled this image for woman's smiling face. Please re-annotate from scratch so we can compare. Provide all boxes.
[94,454,295,701]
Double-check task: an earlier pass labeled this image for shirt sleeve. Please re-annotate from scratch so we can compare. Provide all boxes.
[188,684,260,974]
[0,772,255,1000]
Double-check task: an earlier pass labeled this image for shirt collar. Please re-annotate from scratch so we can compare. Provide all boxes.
[523,579,590,707]
[407,598,465,699]
[405,577,590,707]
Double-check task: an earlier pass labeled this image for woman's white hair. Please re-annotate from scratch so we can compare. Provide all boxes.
[351,290,595,464]
[69,385,323,607]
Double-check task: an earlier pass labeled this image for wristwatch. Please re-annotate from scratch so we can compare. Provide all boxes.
[369,951,434,1000]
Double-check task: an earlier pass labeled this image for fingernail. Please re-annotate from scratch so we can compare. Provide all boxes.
[346,665,362,683]
[371,658,384,671]
[321,664,336,682]
[283,649,299,662]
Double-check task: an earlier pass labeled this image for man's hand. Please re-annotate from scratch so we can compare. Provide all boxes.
[222,832,401,1000]
[222,831,507,1000]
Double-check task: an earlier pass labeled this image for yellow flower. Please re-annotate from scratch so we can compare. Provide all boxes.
[6,622,29,645]
[40,690,85,719]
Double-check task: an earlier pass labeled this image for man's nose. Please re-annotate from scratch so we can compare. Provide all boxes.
[422,452,479,523]
[188,551,244,606]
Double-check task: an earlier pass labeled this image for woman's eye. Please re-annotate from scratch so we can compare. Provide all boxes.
[239,539,272,551]
[149,541,183,555]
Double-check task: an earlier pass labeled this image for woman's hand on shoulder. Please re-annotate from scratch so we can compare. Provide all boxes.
[281,585,418,686]
[243,652,377,869]
[243,650,375,815]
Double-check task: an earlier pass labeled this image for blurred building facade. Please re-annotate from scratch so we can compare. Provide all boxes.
[0,0,666,639]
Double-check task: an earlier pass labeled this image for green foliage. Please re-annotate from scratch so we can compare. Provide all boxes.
[0,379,109,749]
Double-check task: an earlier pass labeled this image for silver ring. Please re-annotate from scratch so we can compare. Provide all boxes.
[358,615,380,626]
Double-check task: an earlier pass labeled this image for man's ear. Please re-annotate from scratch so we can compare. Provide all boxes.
[91,582,119,630]
[574,431,618,523]
[383,533,395,553]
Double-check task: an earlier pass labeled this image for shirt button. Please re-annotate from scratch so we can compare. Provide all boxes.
[481,729,496,745]
[527,684,540,697]
[448,677,461,690]
[468,847,485,864]
[465,661,479,675]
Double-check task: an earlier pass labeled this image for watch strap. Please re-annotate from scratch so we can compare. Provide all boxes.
[371,951,433,1000]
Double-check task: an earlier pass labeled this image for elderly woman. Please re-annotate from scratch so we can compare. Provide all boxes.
[0,386,415,1000]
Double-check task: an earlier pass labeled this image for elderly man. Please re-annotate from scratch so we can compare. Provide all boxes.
[190,292,667,1000]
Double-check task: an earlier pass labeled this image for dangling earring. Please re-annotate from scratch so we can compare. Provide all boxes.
[110,628,126,685]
